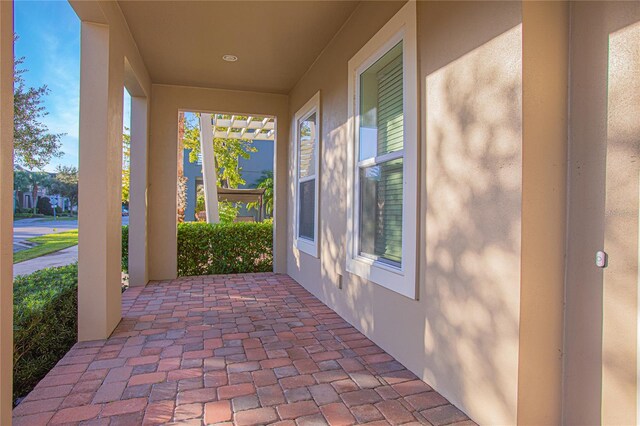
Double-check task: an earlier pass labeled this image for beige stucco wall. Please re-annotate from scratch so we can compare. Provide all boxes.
[287,2,523,424]
[563,2,640,425]
[148,85,289,280]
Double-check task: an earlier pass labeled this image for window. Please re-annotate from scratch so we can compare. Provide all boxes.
[346,2,418,299]
[294,91,321,257]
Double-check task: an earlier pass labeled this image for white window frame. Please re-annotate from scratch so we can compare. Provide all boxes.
[346,2,418,299]
[293,91,321,258]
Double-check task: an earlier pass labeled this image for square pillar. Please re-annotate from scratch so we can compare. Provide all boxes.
[0,1,13,422]
[128,96,149,286]
[199,113,219,223]
[518,2,569,424]
[78,22,124,341]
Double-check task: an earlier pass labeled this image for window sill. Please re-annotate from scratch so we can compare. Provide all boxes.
[295,238,318,258]
[346,255,416,299]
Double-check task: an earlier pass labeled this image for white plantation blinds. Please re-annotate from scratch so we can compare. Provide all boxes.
[376,55,403,155]
[357,42,404,267]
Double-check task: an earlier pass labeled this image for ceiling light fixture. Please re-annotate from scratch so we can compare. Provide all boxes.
[222,54,238,62]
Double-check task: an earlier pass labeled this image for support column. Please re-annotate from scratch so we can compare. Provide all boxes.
[518,2,569,424]
[199,113,219,223]
[0,2,13,422]
[128,96,148,286]
[78,22,123,341]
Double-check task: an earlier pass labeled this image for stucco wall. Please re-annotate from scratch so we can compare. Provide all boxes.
[286,2,523,424]
[148,85,289,279]
[564,2,640,424]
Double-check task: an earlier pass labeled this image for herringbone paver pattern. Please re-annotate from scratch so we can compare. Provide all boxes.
[13,273,474,425]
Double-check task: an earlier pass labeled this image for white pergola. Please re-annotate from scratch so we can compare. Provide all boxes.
[211,114,275,141]
[198,113,274,224]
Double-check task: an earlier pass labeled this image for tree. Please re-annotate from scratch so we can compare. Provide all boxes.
[247,170,274,217]
[13,170,31,193]
[13,35,64,169]
[122,131,130,205]
[182,115,257,189]
[48,166,78,212]
[13,169,31,211]
[25,172,51,214]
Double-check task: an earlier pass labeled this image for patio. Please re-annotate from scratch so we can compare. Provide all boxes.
[12,273,472,425]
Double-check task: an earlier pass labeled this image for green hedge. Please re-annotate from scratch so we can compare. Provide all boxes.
[122,225,128,273]
[13,264,78,402]
[177,222,273,276]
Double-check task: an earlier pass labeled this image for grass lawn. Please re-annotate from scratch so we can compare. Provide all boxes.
[14,230,78,264]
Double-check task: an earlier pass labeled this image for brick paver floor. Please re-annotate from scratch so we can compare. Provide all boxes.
[13,273,474,425]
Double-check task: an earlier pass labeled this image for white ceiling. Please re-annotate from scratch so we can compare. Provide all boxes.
[117,1,360,94]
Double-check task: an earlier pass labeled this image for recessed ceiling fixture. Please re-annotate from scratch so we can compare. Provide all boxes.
[222,54,238,62]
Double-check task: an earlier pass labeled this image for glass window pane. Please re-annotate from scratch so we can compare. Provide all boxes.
[358,158,403,266]
[359,42,403,162]
[298,112,317,178]
[299,179,315,240]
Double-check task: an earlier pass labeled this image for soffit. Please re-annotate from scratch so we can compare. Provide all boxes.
[117,1,360,94]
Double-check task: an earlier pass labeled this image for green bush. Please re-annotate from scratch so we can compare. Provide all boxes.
[177,222,273,276]
[122,225,128,273]
[36,196,54,216]
[13,264,78,402]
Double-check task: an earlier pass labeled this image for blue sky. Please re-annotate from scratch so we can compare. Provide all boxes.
[14,0,131,172]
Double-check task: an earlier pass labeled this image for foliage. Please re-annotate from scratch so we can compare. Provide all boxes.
[24,171,51,213]
[13,213,44,219]
[14,229,78,264]
[122,225,128,273]
[48,166,78,210]
[195,190,238,224]
[247,170,274,217]
[122,131,130,205]
[182,114,257,188]
[13,170,31,192]
[177,222,273,276]
[177,175,187,223]
[13,263,78,402]
[13,35,64,169]
[36,196,54,216]
[219,201,239,224]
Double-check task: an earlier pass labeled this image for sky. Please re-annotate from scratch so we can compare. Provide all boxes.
[14,0,131,172]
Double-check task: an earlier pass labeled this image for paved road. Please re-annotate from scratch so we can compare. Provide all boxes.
[13,245,78,278]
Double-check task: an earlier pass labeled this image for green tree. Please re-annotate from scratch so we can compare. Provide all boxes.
[122,131,130,205]
[13,169,30,211]
[13,170,30,193]
[248,170,274,217]
[48,166,78,212]
[13,35,63,169]
[182,115,257,189]
[26,172,51,214]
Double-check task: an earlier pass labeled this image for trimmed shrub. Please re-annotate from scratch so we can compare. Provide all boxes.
[36,196,54,216]
[122,225,128,273]
[177,222,273,276]
[13,264,78,402]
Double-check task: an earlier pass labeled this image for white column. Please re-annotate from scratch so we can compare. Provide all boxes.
[0,1,13,422]
[199,113,219,223]
[78,22,123,341]
[128,96,148,286]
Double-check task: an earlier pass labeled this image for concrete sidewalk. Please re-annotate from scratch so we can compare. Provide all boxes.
[13,245,78,278]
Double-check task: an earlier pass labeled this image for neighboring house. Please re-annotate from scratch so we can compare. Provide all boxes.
[182,139,274,221]
[13,166,72,212]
